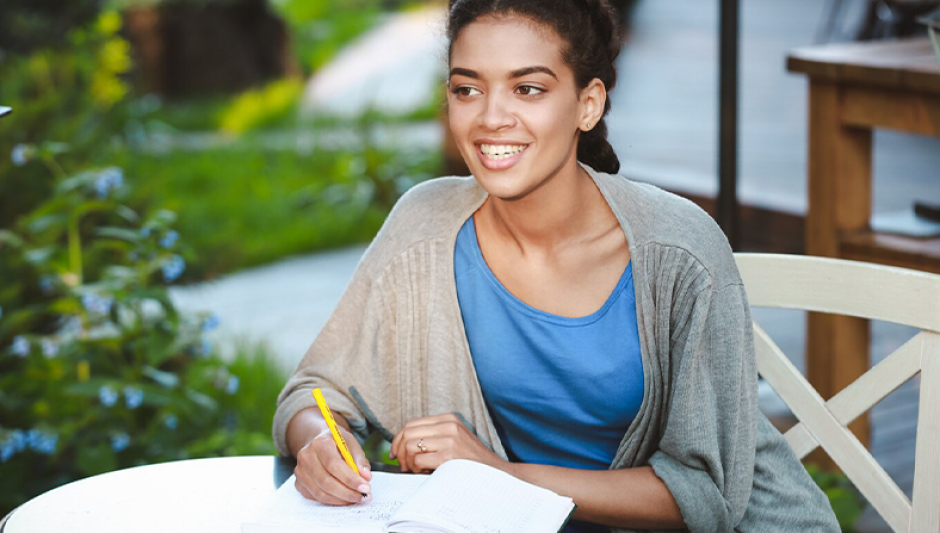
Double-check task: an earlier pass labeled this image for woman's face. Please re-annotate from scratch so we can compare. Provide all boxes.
[447,15,592,201]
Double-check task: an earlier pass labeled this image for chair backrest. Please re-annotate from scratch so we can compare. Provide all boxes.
[735,253,940,533]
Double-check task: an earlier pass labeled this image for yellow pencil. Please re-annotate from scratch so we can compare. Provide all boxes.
[312,388,362,478]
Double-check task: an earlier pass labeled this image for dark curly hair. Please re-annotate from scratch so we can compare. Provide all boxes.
[447,0,623,174]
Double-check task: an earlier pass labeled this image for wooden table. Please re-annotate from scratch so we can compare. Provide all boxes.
[0,456,294,533]
[787,38,940,449]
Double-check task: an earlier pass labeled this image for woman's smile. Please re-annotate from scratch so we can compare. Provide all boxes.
[476,142,531,170]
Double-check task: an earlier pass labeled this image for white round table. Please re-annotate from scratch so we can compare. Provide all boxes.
[2,456,294,533]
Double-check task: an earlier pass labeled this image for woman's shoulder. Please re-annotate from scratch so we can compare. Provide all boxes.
[383,175,484,238]
[354,175,484,276]
[595,170,742,290]
[392,175,483,220]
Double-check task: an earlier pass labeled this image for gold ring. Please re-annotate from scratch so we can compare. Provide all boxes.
[417,439,428,453]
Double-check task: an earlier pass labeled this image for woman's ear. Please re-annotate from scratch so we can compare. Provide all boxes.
[579,78,607,131]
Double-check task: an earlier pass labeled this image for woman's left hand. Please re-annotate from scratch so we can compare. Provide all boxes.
[390,413,508,474]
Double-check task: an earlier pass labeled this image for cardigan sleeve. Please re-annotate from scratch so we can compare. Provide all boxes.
[270,257,399,456]
[648,283,758,533]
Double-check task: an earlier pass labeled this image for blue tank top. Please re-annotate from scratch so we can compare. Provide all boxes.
[454,216,644,533]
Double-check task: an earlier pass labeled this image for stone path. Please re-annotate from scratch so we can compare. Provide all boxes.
[170,245,366,373]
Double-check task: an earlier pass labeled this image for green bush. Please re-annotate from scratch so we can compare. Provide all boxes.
[0,162,285,517]
[218,78,304,135]
[806,464,866,531]
[0,10,133,229]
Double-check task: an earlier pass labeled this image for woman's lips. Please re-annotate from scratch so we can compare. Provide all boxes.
[475,144,530,171]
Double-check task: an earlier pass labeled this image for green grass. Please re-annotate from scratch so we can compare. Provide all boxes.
[142,96,232,132]
[112,142,439,281]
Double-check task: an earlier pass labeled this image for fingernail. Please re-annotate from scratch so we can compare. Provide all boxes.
[358,483,371,495]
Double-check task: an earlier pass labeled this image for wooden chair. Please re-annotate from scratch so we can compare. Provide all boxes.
[735,253,940,533]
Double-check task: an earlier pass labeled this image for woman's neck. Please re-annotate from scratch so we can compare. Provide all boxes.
[478,160,613,255]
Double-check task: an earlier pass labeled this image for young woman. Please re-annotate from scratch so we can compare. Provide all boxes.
[274,1,840,531]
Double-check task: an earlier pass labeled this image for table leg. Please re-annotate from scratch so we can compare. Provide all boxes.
[805,80,873,454]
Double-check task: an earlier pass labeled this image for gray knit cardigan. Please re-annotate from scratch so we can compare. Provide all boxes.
[273,162,839,532]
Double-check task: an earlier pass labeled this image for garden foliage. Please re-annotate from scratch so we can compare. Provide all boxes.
[0,10,133,229]
[0,162,282,516]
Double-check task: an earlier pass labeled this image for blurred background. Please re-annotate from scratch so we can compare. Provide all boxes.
[2,0,939,530]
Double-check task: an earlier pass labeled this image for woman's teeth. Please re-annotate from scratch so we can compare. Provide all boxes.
[479,143,528,160]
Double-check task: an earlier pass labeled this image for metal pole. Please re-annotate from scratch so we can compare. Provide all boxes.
[718,0,740,249]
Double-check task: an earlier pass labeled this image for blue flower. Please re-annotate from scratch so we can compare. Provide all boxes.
[225,375,240,395]
[197,338,212,356]
[94,167,124,199]
[39,276,56,294]
[10,430,26,452]
[36,434,58,455]
[41,338,59,358]
[164,415,178,430]
[98,385,118,407]
[59,316,83,337]
[11,144,30,167]
[24,430,57,455]
[123,386,143,409]
[26,429,43,450]
[0,443,14,462]
[160,230,179,249]
[111,433,130,452]
[201,314,220,332]
[161,255,185,283]
[82,293,113,316]
[140,227,151,238]
[11,336,29,357]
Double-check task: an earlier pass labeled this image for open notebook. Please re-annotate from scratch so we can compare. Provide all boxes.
[241,459,576,533]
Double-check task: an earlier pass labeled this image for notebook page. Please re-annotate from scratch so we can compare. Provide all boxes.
[387,460,574,533]
[242,472,428,533]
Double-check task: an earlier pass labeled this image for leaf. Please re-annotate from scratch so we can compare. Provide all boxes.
[75,442,117,476]
[102,265,137,282]
[23,246,56,265]
[185,389,218,412]
[0,230,25,248]
[826,487,864,531]
[115,205,140,224]
[25,213,68,234]
[148,210,177,227]
[143,366,180,388]
[96,227,141,242]
[64,379,116,398]
[58,170,100,194]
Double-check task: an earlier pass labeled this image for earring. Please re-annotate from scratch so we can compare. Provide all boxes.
[585,123,593,131]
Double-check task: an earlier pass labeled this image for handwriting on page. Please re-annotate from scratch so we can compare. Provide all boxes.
[274,500,401,526]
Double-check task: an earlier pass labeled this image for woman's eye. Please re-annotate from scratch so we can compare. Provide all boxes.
[452,86,481,97]
[516,85,545,97]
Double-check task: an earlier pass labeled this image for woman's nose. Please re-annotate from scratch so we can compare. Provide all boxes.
[478,94,516,131]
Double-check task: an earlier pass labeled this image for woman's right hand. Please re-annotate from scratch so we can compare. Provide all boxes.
[293,423,373,505]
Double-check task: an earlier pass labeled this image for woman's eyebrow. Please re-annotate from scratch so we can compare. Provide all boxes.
[449,66,558,81]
